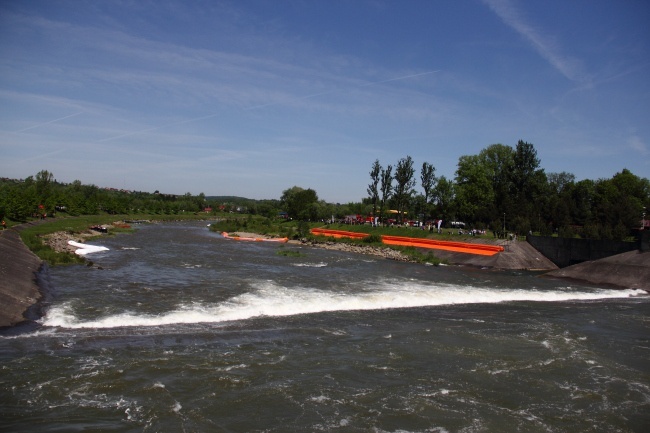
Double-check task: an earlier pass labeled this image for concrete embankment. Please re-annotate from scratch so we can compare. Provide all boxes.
[427,240,559,271]
[544,250,650,290]
[0,225,44,327]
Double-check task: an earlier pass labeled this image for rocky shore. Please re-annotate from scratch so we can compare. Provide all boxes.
[42,228,107,254]
[293,238,413,262]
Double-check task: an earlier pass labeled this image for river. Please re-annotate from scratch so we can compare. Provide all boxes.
[1,221,648,432]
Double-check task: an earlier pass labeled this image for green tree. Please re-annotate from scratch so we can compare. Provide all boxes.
[591,169,649,239]
[431,175,455,222]
[571,179,595,228]
[482,144,515,220]
[394,156,416,223]
[379,164,393,223]
[367,159,381,218]
[509,140,546,232]
[548,172,575,194]
[420,162,436,220]
[280,186,319,220]
[545,172,576,234]
[411,194,427,223]
[3,183,33,221]
[454,144,516,226]
[454,154,494,224]
[35,170,54,204]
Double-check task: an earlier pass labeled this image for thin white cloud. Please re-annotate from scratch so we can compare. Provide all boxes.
[17,12,437,108]
[482,0,585,83]
[13,111,84,133]
[628,135,648,155]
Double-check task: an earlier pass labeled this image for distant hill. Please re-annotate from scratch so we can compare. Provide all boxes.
[206,196,252,202]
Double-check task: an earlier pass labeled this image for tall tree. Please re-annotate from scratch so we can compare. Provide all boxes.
[545,171,576,234]
[280,186,319,220]
[420,162,436,220]
[367,159,382,218]
[432,175,455,221]
[510,140,546,233]
[455,154,494,224]
[394,156,416,223]
[511,140,541,198]
[547,172,575,195]
[591,169,650,239]
[379,164,393,223]
[480,144,515,220]
[35,169,54,209]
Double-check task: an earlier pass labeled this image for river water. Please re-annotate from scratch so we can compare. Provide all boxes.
[1,221,648,432]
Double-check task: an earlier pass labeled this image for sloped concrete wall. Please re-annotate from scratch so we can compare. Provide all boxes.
[526,234,640,268]
[0,228,43,327]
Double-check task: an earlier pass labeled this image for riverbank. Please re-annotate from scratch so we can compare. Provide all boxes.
[0,225,44,327]
[0,220,121,327]
[297,234,558,271]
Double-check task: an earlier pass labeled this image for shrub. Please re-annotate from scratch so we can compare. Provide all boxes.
[362,234,382,244]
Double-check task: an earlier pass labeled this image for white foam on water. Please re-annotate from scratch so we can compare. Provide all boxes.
[0,328,58,340]
[292,262,328,268]
[40,279,647,329]
[68,240,109,256]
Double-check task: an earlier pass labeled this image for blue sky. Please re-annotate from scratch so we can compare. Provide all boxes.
[1,0,648,203]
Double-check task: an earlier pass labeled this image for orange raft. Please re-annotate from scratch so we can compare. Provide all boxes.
[222,232,288,243]
[310,228,503,256]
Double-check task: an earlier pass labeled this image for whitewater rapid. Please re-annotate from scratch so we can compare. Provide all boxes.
[41,278,646,329]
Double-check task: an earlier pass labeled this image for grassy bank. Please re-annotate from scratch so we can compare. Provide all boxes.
[208,216,311,239]
[18,212,220,266]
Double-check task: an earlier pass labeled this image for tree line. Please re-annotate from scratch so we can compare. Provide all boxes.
[0,170,221,220]
[2,140,648,242]
[0,170,336,223]
[366,140,649,240]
